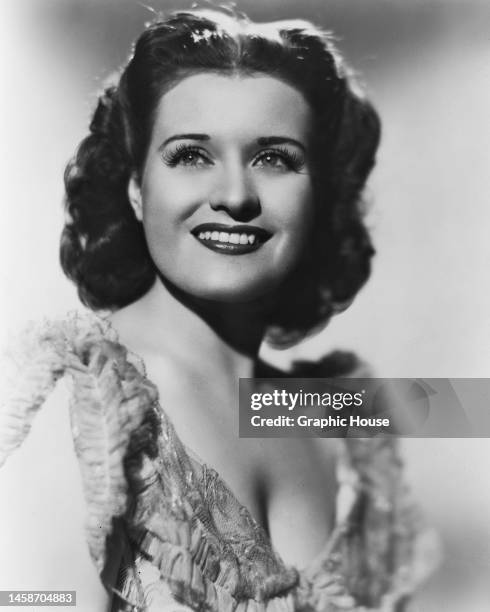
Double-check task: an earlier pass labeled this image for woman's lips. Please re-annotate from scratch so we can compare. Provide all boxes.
[191,223,272,255]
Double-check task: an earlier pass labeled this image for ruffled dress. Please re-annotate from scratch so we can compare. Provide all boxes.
[0,312,439,612]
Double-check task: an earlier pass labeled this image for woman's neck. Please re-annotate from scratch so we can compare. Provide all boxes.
[109,277,269,381]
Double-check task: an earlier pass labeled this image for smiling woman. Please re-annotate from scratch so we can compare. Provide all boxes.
[128,73,314,303]
[0,6,436,612]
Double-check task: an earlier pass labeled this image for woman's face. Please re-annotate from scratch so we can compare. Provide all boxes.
[130,73,314,303]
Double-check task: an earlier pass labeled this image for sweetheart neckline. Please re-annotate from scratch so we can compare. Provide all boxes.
[95,311,355,575]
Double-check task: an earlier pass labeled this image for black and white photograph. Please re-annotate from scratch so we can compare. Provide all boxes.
[0,1,489,611]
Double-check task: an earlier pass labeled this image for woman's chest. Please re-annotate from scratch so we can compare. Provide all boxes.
[146,364,339,568]
[169,407,339,568]
[209,438,339,569]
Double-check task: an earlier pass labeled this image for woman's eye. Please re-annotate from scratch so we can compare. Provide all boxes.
[162,146,212,168]
[253,149,303,172]
[178,150,209,167]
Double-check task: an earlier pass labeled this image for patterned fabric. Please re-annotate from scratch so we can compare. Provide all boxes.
[0,312,439,612]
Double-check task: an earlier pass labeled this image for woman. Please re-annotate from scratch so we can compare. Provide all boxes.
[0,7,436,611]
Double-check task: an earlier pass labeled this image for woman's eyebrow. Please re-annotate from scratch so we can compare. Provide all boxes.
[158,134,306,151]
[256,136,306,152]
[159,133,210,149]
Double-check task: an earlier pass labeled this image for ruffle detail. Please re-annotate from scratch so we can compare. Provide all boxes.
[66,317,160,573]
[0,317,70,467]
[298,438,441,612]
[0,311,158,573]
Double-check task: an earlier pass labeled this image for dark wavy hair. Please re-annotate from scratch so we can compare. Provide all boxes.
[61,7,380,348]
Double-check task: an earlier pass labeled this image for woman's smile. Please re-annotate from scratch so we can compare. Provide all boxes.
[129,73,314,302]
[191,223,272,254]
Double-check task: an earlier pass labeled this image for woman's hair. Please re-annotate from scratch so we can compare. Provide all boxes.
[61,7,380,348]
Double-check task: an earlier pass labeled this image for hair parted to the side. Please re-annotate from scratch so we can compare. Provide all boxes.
[61,7,380,348]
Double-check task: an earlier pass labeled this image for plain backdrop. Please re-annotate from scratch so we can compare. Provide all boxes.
[1,1,489,610]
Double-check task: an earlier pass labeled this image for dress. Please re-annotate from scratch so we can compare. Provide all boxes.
[0,312,438,612]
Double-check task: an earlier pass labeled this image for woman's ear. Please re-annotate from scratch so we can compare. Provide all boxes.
[128,174,143,221]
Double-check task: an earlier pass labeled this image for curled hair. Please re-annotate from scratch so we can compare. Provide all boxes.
[61,7,380,347]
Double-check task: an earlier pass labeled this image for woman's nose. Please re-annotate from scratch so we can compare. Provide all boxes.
[209,165,260,220]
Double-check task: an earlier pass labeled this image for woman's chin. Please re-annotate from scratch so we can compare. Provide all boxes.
[169,276,280,306]
[196,285,276,305]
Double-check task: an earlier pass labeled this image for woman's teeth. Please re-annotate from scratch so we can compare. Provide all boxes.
[198,231,256,245]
